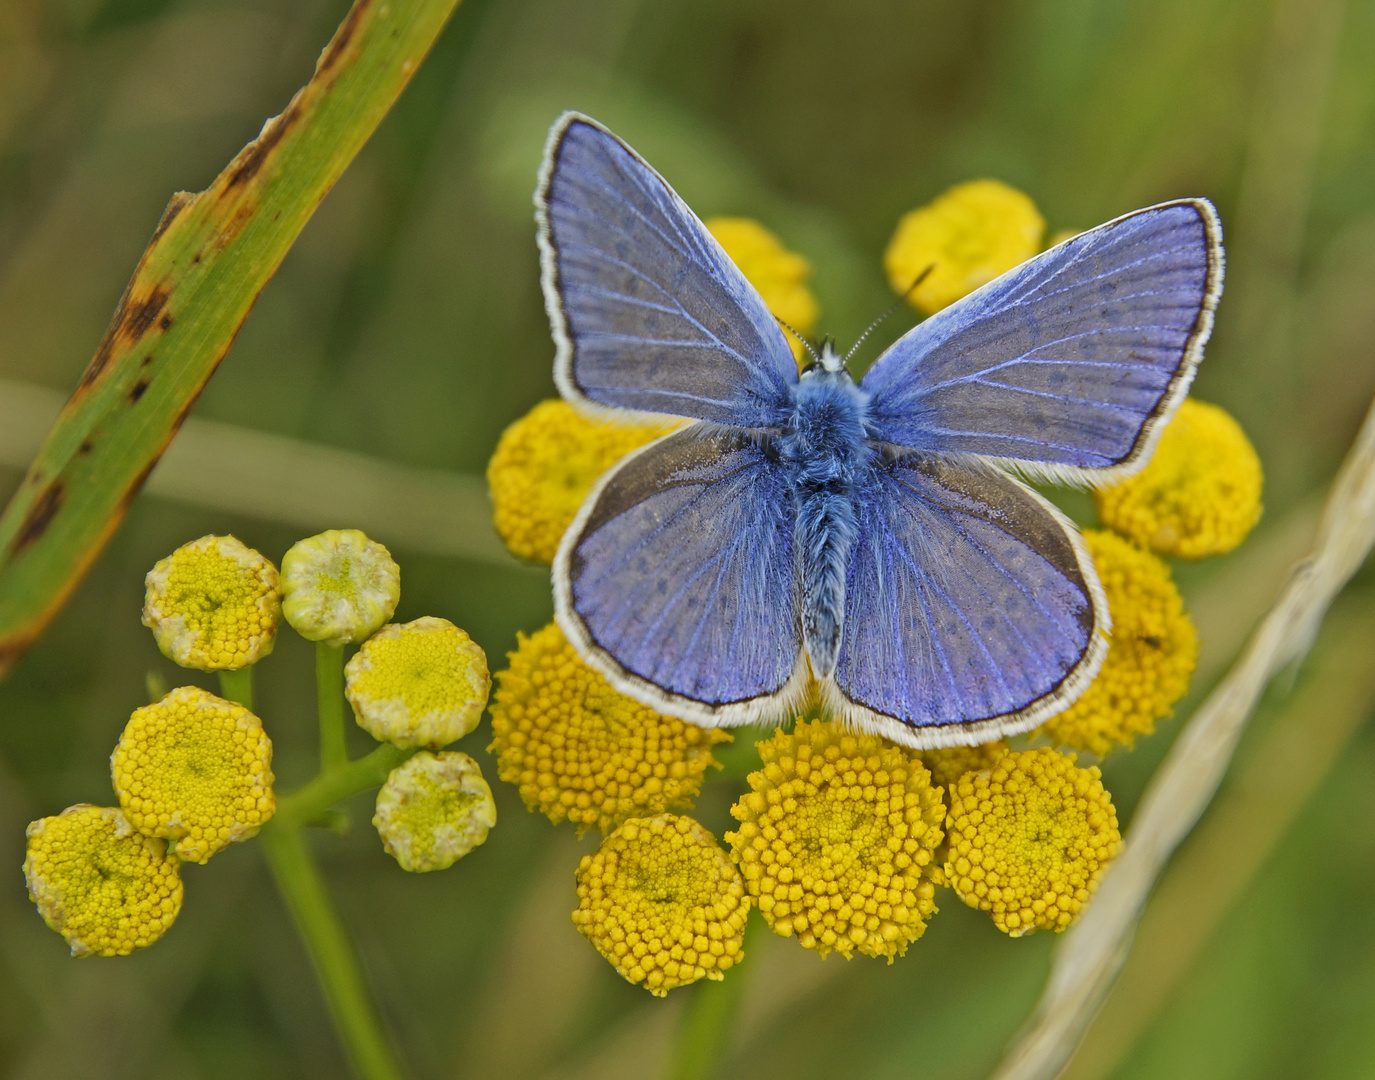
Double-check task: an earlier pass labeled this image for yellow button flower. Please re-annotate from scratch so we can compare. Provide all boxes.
[281,529,401,646]
[1038,530,1197,756]
[24,805,183,956]
[488,622,730,836]
[111,686,276,864]
[707,216,819,364]
[373,751,497,872]
[945,747,1121,936]
[918,740,1009,791]
[884,179,1045,315]
[1096,398,1263,559]
[345,617,490,749]
[487,400,672,564]
[726,719,945,961]
[573,814,749,996]
[143,535,281,671]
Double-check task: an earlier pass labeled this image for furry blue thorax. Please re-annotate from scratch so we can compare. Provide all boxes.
[780,369,872,678]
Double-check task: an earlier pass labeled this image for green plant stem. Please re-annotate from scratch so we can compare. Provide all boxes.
[663,912,763,1080]
[318,642,348,770]
[260,821,405,1080]
[218,666,254,709]
[278,742,415,827]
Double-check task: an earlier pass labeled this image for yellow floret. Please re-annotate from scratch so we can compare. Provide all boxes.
[487,400,672,564]
[110,686,275,864]
[573,814,750,996]
[884,179,1045,315]
[24,805,183,957]
[917,740,1009,791]
[1095,399,1263,558]
[142,535,281,671]
[944,747,1120,936]
[281,529,401,646]
[346,617,490,749]
[707,216,819,364]
[488,622,730,836]
[725,719,945,961]
[1039,530,1197,756]
[373,751,497,872]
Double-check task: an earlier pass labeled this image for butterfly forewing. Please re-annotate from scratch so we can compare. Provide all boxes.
[825,455,1108,748]
[861,201,1222,482]
[554,425,807,726]
[537,114,798,428]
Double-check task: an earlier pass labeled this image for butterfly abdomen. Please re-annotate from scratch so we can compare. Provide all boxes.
[783,372,871,679]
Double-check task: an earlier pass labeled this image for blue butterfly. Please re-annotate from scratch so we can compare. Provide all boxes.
[535,112,1223,749]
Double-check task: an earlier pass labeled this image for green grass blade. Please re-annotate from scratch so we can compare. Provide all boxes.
[0,0,462,676]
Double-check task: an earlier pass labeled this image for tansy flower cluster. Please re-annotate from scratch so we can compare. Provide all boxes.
[143,534,281,671]
[488,622,729,836]
[374,751,498,872]
[112,686,275,863]
[480,187,1263,995]
[727,720,945,961]
[26,529,500,958]
[945,748,1121,935]
[573,814,749,996]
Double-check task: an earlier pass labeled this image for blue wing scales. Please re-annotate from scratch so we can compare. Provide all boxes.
[537,113,797,428]
[862,200,1223,481]
[825,453,1108,747]
[554,425,807,725]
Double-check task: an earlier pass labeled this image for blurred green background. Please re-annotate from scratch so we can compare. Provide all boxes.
[1,0,1374,1077]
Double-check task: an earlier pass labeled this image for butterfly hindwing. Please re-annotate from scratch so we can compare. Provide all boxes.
[861,200,1223,482]
[554,424,807,726]
[537,113,798,428]
[825,452,1108,748]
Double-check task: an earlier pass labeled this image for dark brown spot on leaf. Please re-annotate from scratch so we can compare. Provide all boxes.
[11,481,64,554]
[78,440,93,455]
[129,378,151,403]
[318,0,370,73]
[151,192,194,243]
[223,101,302,191]
[159,313,172,331]
[123,287,170,340]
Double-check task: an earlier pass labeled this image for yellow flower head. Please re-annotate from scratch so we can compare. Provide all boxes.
[707,216,819,364]
[24,805,183,957]
[373,751,497,872]
[111,686,275,864]
[1039,530,1197,756]
[945,747,1120,936]
[487,400,671,564]
[885,179,1045,315]
[488,623,730,836]
[142,535,281,671]
[281,529,401,646]
[726,719,945,961]
[572,813,749,996]
[918,740,1010,791]
[1095,399,1263,559]
[345,617,490,749]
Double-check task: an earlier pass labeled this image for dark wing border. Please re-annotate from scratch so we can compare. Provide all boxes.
[552,424,811,728]
[819,461,1111,749]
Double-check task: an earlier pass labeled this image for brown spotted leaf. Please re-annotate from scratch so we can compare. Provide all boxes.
[0,0,463,676]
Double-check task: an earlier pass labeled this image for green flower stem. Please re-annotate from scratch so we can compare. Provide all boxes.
[318,642,349,771]
[260,821,405,1080]
[278,742,415,827]
[663,911,764,1080]
[219,666,254,710]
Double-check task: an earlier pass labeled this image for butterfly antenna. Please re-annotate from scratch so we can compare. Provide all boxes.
[844,264,936,363]
[777,318,821,364]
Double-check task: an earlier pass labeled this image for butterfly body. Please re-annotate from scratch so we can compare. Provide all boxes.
[782,367,869,679]
[536,112,1223,749]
